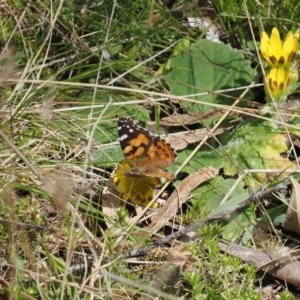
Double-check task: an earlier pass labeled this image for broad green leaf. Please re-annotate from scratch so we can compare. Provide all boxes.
[242,203,287,244]
[208,188,259,241]
[106,44,123,57]
[69,91,150,146]
[92,143,122,166]
[163,39,254,112]
[288,108,300,137]
[175,147,224,174]
[191,177,245,217]
[261,204,287,224]
[191,177,256,241]
[221,204,255,241]
[223,119,295,186]
[241,223,257,245]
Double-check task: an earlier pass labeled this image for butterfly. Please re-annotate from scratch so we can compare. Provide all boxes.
[117,117,176,179]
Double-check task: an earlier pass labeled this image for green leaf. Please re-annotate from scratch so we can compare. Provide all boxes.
[191,177,245,217]
[221,204,255,241]
[156,37,191,75]
[175,147,224,174]
[223,119,294,186]
[208,188,259,241]
[68,91,151,146]
[190,177,256,241]
[91,143,122,166]
[241,201,287,244]
[163,39,254,112]
[261,203,287,225]
[288,107,300,137]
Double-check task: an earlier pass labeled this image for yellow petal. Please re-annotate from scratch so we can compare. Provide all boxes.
[283,31,299,63]
[270,27,283,58]
[277,68,284,83]
[265,67,292,103]
[260,32,271,59]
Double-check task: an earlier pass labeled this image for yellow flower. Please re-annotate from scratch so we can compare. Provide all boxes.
[113,160,161,207]
[260,27,299,68]
[264,67,292,103]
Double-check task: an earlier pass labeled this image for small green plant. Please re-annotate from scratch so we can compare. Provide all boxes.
[280,290,295,300]
[183,224,261,299]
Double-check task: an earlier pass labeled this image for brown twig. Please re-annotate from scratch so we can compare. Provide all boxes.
[123,177,290,259]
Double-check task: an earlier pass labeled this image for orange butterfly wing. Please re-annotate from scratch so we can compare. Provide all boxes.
[118,117,176,179]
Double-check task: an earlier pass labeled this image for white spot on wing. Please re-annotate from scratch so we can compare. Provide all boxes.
[119,134,128,141]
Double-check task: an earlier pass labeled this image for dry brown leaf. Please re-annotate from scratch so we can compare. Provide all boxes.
[293,139,300,149]
[147,167,219,233]
[166,125,234,151]
[252,228,282,253]
[160,110,229,126]
[283,177,300,235]
[168,243,192,258]
[219,241,300,287]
